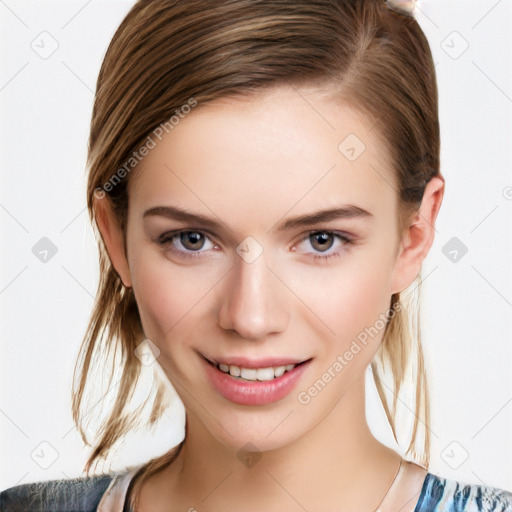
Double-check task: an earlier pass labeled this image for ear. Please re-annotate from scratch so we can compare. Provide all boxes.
[94,195,132,288]
[391,175,445,294]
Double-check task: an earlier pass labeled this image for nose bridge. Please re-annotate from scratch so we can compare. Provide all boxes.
[218,239,287,339]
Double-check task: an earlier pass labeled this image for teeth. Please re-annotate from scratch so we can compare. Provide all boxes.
[240,368,257,380]
[217,362,298,381]
[256,368,275,381]
[274,366,286,377]
[229,365,241,377]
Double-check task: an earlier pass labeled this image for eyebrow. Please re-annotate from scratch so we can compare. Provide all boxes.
[143,204,373,232]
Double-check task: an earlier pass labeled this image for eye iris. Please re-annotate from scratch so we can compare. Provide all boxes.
[181,231,204,250]
[310,232,333,252]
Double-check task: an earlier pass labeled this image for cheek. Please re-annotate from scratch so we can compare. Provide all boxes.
[128,246,224,342]
[290,248,395,347]
[340,265,392,334]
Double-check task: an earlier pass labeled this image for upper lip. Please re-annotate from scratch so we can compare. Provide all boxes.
[200,353,311,369]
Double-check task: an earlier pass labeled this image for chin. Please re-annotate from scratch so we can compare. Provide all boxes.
[194,400,314,454]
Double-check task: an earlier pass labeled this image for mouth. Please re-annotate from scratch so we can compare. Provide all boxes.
[213,359,308,381]
[201,353,311,381]
[200,353,313,405]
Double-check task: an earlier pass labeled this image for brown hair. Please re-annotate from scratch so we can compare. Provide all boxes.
[73,0,439,504]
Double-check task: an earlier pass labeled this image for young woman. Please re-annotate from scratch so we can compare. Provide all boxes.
[2,0,511,511]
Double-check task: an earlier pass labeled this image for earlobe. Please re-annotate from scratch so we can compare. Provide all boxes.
[391,175,445,294]
[94,196,132,288]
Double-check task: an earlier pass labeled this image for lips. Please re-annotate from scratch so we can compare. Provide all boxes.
[200,353,312,406]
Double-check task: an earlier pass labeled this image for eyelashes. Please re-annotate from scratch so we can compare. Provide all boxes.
[156,229,354,263]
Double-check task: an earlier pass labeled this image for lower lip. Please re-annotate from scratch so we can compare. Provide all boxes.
[203,358,311,406]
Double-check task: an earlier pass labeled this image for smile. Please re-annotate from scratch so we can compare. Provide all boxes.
[201,355,312,405]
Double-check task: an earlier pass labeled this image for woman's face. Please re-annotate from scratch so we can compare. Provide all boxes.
[122,85,408,452]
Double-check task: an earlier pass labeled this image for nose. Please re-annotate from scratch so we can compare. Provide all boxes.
[217,245,289,340]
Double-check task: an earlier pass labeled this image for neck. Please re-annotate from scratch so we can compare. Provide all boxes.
[143,374,402,511]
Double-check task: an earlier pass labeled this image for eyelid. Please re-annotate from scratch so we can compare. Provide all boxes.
[301,229,355,242]
[158,225,218,239]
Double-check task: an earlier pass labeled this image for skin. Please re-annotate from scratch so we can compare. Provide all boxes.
[95,85,444,512]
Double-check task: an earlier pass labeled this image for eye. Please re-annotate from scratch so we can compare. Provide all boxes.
[309,232,335,252]
[157,230,217,258]
[156,229,353,262]
[297,231,353,262]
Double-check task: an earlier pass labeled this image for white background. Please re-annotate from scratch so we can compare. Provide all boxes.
[1,0,511,493]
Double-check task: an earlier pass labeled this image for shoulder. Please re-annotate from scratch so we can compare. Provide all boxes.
[416,472,512,512]
[0,473,115,512]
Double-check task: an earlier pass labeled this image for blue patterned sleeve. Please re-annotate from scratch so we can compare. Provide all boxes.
[415,473,512,511]
[0,475,113,512]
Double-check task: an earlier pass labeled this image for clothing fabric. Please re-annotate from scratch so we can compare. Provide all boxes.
[417,473,512,512]
[2,467,512,511]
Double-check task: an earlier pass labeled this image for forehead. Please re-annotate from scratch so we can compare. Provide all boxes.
[128,85,397,225]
